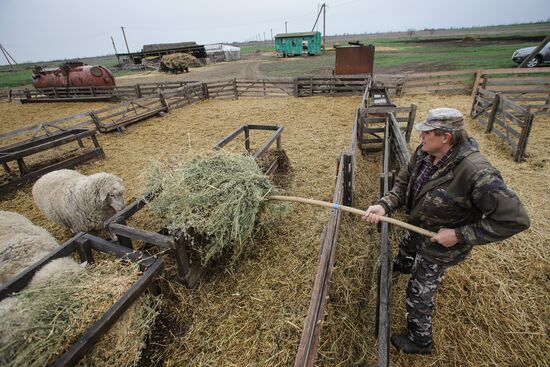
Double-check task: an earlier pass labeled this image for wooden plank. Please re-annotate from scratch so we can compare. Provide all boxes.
[108,223,175,249]
[52,258,163,367]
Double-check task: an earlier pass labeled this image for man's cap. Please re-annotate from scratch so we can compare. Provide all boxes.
[414,108,464,132]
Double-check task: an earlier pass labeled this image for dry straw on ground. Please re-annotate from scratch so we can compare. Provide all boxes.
[0,94,548,366]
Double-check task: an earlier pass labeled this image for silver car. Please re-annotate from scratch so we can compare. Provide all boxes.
[512,42,550,67]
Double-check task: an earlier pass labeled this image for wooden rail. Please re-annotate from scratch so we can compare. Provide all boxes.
[0,233,164,367]
[471,88,534,162]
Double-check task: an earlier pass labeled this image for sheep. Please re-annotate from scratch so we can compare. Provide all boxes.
[32,169,125,233]
[0,211,59,285]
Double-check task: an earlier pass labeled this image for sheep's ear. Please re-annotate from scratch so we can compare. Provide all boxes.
[100,191,109,203]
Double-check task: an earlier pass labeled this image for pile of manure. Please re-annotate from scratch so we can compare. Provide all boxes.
[0,260,159,367]
[143,150,288,264]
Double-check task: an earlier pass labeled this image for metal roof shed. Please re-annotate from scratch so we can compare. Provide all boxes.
[274,32,322,57]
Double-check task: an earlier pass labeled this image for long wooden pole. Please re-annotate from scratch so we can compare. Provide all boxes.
[266,195,437,238]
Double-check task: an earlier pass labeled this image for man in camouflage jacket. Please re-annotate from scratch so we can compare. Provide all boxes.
[363,107,530,354]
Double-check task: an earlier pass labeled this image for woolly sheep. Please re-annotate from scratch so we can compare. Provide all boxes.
[0,211,59,285]
[32,169,125,233]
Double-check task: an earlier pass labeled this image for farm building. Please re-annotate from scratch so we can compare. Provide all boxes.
[204,44,241,63]
[118,41,207,67]
[274,32,322,57]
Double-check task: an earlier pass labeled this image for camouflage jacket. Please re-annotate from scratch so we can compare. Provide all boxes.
[378,138,530,266]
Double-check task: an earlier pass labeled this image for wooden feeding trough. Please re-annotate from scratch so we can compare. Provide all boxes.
[0,126,104,195]
[20,86,117,104]
[89,95,169,133]
[358,83,416,152]
[105,124,285,289]
[0,232,164,367]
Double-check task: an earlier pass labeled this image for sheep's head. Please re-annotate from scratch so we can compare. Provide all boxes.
[94,173,125,212]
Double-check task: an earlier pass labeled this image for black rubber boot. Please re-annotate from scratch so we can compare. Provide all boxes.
[391,334,433,354]
[392,256,414,274]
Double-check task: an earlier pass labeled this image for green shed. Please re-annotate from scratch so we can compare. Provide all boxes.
[274,32,322,57]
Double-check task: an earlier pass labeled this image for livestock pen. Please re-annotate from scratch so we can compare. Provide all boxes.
[0,76,548,366]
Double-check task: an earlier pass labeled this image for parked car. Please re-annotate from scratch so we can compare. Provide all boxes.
[511,42,550,67]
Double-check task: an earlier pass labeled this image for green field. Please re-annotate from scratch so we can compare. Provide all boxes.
[1,22,549,87]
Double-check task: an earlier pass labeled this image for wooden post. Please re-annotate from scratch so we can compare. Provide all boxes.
[486,93,500,133]
[515,112,534,162]
[544,92,550,113]
[233,78,238,99]
[244,125,251,152]
[406,104,416,143]
[471,70,483,97]
[159,92,169,111]
[202,82,209,100]
[481,76,488,90]
[134,84,142,98]
[8,89,12,102]
[293,77,298,97]
[309,77,313,96]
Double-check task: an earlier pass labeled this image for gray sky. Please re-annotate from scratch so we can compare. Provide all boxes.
[1,0,549,64]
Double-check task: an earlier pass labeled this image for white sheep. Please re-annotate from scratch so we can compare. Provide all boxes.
[0,211,59,285]
[32,169,125,233]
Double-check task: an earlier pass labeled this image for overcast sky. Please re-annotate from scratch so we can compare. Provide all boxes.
[1,0,549,64]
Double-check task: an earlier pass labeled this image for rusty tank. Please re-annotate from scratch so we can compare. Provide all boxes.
[31,61,116,89]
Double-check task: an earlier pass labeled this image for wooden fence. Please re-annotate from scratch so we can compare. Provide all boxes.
[3,68,550,103]
[471,88,534,162]
[402,69,478,95]
[471,68,550,115]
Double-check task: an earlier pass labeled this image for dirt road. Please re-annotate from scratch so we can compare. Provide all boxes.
[116,53,271,86]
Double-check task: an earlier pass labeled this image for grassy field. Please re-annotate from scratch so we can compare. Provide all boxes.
[1,22,549,87]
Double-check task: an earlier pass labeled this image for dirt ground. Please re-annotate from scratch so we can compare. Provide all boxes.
[116,53,274,86]
[0,93,548,366]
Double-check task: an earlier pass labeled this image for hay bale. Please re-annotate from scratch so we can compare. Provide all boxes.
[0,261,158,367]
[160,53,198,73]
[144,150,287,264]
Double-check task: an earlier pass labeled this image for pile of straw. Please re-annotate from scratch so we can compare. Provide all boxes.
[160,53,198,72]
[144,150,287,264]
[0,261,158,367]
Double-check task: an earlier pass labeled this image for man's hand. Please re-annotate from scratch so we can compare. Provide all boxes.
[431,228,458,247]
[362,205,386,224]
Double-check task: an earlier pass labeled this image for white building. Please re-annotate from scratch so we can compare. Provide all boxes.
[205,44,241,63]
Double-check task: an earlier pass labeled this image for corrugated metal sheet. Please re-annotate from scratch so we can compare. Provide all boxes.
[335,45,375,75]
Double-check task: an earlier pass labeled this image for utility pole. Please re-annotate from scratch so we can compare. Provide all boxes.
[270,28,273,45]
[110,36,120,64]
[285,21,288,34]
[121,26,133,64]
[323,3,326,51]
[263,32,266,42]
[0,43,17,71]
[311,3,326,50]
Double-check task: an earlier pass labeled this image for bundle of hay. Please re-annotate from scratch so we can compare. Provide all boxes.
[0,261,158,367]
[143,150,287,264]
[160,53,198,73]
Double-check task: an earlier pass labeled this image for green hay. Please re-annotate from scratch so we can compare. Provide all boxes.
[144,150,288,264]
[0,261,159,367]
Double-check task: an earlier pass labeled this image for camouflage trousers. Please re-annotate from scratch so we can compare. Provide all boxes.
[399,232,447,346]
